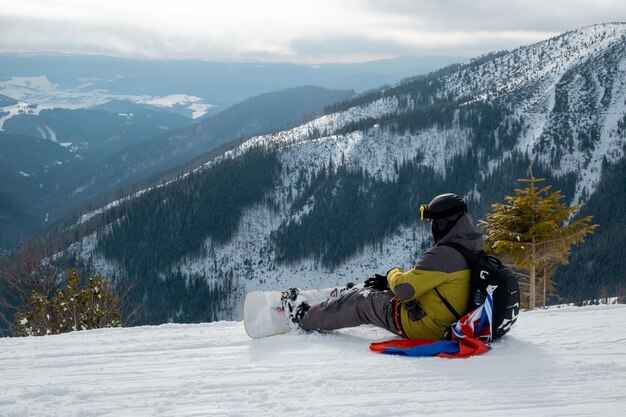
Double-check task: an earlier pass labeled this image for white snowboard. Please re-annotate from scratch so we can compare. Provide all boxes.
[243,285,357,339]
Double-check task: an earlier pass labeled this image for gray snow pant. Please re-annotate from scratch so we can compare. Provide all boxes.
[299,288,402,336]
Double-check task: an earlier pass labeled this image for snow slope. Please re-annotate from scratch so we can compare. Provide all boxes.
[1,304,625,417]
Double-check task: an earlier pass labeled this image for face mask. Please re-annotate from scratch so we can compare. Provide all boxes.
[431,214,461,243]
[432,222,447,243]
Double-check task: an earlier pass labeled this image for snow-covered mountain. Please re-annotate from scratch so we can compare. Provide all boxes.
[0,74,215,121]
[2,304,625,416]
[58,23,626,324]
[0,86,352,252]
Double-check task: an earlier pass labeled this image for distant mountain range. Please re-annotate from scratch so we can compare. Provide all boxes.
[0,53,465,115]
[0,52,460,251]
[11,24,626,325]
[0,85,353,251]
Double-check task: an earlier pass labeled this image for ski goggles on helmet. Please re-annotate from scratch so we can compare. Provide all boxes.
[420,204,452,229]
[419,201,466,222]
[419,204,429,221]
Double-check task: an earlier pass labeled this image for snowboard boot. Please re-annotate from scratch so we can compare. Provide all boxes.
[281,288,310,327]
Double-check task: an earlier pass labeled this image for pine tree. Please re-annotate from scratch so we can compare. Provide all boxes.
[481,167,598,309]
[15,269,123,336]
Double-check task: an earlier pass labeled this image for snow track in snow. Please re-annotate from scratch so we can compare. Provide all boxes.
[1,304,625,416]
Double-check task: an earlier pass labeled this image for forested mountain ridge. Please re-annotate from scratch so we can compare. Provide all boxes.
[0,86,351,252]
[58,23,626,324]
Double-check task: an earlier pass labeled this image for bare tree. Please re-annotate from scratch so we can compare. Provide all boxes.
[0,243,61,336]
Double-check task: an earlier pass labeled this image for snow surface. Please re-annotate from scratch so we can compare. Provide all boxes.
[0,101,48,130]
[1,304,625,416]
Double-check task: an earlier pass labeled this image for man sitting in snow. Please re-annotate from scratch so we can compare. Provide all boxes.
[282,193,484,340]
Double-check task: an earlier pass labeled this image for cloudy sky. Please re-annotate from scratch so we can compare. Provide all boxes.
[1,0,625,63]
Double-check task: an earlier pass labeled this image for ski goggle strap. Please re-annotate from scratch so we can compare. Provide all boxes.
[420,205,427,221]
[420,203,465,221]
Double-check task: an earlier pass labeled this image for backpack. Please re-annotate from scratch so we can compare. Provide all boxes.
[440,242,520,340]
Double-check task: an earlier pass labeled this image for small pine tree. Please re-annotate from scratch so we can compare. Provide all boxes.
[481,167,598,309]
[15,269,122,336]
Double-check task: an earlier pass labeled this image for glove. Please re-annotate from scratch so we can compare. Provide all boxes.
[364,273,389,291]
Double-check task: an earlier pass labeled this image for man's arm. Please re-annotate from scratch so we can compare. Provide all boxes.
[387,266,450,301]
[387,246,467,301]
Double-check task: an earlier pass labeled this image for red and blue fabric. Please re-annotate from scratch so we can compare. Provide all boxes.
[370,286,495,358]
[450,286,494,341]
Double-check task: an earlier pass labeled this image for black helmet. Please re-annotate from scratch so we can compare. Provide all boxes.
[420,193,467,242]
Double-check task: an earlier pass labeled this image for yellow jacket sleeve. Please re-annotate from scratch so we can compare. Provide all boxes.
[387,267,452,301]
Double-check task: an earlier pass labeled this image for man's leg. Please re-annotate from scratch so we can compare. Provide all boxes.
[298,288,401,336]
